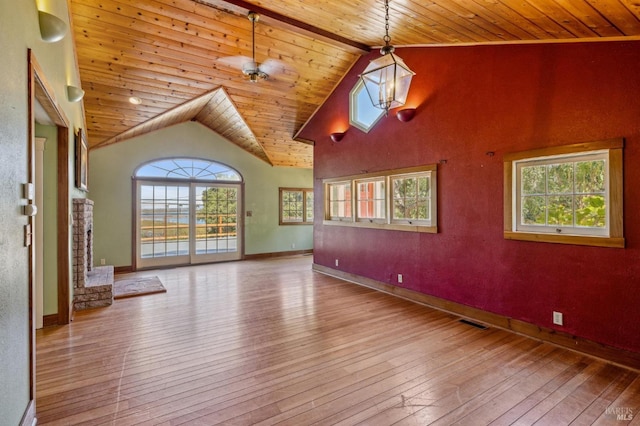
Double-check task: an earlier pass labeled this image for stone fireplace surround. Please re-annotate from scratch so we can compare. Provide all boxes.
[73,198,114,310]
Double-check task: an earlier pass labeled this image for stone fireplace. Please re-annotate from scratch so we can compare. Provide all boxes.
[73,198,113,310]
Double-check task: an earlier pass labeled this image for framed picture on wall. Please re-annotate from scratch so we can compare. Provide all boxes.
[75,128,88,191]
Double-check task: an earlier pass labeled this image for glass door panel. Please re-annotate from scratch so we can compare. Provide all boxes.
[137,183,190,268]
[192,184,241,263]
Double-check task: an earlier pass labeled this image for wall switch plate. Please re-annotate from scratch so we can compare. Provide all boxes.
[398,274,403,283]
[553,311,563,326]
[100,258,106,265]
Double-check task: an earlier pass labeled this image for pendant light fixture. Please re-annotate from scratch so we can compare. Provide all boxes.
[360,0,415,115]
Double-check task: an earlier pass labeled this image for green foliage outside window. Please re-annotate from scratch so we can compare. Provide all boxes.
[520,159,605,228]
[280,188,313,224]
[282,190,304,222]
[392,176,430,220]
[200,187,238,236]
[306,192,314,221]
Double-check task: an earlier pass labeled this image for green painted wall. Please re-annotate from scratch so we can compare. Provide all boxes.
[35,124,59,315]
[1,0,86,422]
[89,122,313,267]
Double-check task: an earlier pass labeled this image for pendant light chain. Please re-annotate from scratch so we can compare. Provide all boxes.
[359,0,415,114]
[384,0,391,46]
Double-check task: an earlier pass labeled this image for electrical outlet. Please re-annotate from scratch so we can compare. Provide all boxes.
[553,311,563,326]
[398,274,403,283]
[291,243,296,249]
[335,259,339,267]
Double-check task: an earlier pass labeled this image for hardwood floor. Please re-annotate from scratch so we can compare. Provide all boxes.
[36,256,640,425]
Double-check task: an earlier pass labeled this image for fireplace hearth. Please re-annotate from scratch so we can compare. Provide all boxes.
[72,199,113,310]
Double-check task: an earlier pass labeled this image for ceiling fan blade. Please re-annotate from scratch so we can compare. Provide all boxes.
[218,13,294,84]
[259,58,292,76]
[218,55,252,70]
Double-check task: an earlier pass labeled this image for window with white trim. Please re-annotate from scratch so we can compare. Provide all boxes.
[279,188,313,225]
[328,181,352,220]
[516,152,608,235]
[324,165,437,233]
[504,139,624,248]
[356,178,386,223]
[391,172,433,225]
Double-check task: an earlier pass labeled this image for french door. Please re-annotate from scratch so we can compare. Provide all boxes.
[136,181,242,269]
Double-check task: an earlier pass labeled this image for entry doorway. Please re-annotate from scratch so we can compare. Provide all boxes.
[30,50,72,327]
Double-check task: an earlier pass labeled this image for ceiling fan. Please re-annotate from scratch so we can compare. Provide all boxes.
[220,11,288,83]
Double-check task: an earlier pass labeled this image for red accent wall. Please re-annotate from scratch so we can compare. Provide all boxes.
[300,41,640,353]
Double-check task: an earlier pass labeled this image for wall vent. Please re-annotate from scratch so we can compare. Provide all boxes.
[459,319,489,330]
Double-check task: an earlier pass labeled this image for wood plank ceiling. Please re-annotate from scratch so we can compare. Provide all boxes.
[70,0,640,168]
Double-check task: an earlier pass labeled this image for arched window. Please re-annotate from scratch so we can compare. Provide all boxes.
[135,158,242,181]
[134,158,243,269]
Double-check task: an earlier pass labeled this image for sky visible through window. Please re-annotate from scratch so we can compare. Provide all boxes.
[350,79,385,132]
[136,158,241,181]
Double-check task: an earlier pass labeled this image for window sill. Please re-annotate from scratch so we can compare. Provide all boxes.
[324,220,437,234]
[504,231,624,248]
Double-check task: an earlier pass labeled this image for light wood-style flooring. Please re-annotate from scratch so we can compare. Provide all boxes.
[36,255,640,425]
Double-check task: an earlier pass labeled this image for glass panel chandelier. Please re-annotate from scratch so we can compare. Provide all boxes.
[360,0,415,115]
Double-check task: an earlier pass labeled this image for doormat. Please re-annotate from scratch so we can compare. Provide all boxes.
[114,276,166,299]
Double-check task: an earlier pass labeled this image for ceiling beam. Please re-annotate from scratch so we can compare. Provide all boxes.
[194,0,371,54]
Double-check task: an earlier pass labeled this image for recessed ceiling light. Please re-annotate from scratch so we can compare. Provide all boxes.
[129,96,142,105]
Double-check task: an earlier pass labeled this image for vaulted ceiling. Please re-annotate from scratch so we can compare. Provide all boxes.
[70,0,640,168]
